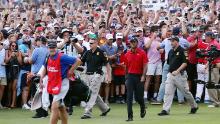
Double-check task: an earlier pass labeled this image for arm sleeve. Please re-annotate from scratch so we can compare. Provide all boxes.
[81,51,88,63]
[31,49,38,63]
[60,54,77,66]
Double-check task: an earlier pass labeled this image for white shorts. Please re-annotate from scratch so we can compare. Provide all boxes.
[102,66,112,83]
[146,63,162,76]
[197,64,208,81]
[0,77,7,85]
[53,78,69,102]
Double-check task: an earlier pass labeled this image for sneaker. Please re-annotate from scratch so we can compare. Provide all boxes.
[189,107,198,114]
[81,115,91,119]
[120,99,126,104]
[178,102,185,105]
[208,104,215,108]
[32,114,48,119]
[195,97,201,103]
[22,104,30,110]
[116,99,121,104]
[100,108,111,116]
[151,100,162,105]
[158,110,169,116]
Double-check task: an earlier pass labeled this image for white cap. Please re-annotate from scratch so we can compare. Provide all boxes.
[116,33,123,39]
[106,34,114,40]
[76,34,84,41]
[135,27,143,32]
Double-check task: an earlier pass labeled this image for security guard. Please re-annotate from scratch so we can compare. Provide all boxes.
[80,33,110,119]
[158,36,198,116]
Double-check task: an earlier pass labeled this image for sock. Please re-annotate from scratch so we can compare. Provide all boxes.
[144,91,148,98]
[154,93,158,98]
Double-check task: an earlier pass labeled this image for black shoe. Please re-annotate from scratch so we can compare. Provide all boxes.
[81,115,91,119]
[140,109,146,118]
[100,108,111,116]
[126,118,133,122]
[189,107,198,114]
[32,114,47,119]
[158,110,169,116]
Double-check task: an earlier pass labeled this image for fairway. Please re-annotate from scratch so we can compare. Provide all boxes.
[0,103,220,124]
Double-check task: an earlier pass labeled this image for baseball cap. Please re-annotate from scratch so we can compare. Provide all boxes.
[47,40,57,48]
[135,27,143,32]
[59,28,73,38]
[205,32,214,38]
[116,33,123,39]
[169,36,179,42]
[172,27,181,35]
[106,34,114,40]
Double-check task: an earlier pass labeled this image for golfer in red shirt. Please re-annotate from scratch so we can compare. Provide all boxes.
[124,37,148,121]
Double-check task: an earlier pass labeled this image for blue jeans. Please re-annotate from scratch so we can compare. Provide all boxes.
[17,70,28,96]
[157,62,185,102]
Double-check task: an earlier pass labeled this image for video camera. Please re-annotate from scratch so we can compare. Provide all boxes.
[195,45,220,89]
[196,45,220,60]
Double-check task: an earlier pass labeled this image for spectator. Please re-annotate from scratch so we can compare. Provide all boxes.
[5,42,22,108]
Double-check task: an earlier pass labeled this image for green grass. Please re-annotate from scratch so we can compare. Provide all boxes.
[0,103,220,124]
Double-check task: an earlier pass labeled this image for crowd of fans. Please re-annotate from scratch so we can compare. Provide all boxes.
[0,0,220,111]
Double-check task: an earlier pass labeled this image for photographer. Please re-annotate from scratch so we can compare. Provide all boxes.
[203,32,220,107]
[57,28,84,57]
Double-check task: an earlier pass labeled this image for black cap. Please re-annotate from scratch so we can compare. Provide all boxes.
[172,27,181,35]
[205,32,214,38]
[169,36,179,42]
[47,40,57,48]
[0,29,9,39]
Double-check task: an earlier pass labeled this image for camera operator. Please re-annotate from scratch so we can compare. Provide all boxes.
[203,32,220,107]
[195,29,211,103]
[57,28,84,57]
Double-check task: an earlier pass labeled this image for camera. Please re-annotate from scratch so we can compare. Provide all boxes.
[195,45,220,89]
[70,36,78,43]
[196,45,220,59]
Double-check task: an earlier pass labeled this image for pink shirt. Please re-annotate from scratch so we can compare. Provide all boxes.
[144,37,161,64]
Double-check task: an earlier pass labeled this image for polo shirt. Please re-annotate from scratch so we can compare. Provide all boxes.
[125,48,148,75]
[167,46,187,73]
[44,52,77,79]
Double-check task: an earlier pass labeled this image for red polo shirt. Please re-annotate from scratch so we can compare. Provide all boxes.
[125,48,148,75]
[187,36,201,64]
[208,40,220,64]
[197,40,209,64]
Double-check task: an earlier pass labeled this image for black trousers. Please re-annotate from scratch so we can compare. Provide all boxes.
[126,74,145,118]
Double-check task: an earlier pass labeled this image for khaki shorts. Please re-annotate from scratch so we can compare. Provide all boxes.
[0,77,7,85]
[102,66,112,83]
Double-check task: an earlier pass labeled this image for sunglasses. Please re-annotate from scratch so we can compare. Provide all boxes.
[11,45,16,47]
[89,42,94,45]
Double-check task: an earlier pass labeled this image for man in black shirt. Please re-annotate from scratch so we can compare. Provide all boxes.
[158,36,198,116]
[80,33,110,119]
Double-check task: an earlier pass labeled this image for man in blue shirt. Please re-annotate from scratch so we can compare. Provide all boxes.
[39,40,81,124]
[28,37,49,118]
[153,27,190,104]
[100,34,117,104]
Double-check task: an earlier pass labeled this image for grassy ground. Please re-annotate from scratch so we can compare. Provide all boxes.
[0,103,220,124]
